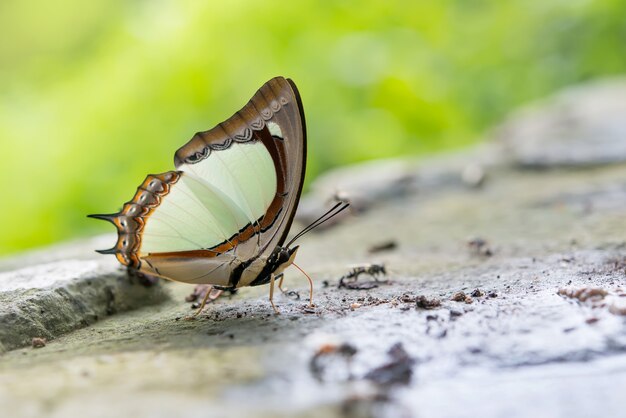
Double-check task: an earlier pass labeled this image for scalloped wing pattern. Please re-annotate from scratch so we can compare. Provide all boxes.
[91,77,306,286]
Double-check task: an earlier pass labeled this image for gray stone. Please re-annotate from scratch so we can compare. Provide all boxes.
[296,143,502,226]
[0,235,115,273]
[0,146,625,417]
[0,259,169,352]
[492,78,626,168]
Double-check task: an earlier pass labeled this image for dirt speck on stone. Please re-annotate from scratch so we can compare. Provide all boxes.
[451,291,466,302]
[364,343,415,387]
[467,237,493,257]
[415,296,441,310]
[557,287,608,302]
[31,337,47,348]
[309,342,357,383]
[398,293,416,303]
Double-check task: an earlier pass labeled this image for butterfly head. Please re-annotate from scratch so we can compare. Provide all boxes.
[270,245,300,276]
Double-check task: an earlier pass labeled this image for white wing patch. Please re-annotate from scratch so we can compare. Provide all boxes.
[181,141,276,223]
[139,141,277,255]
[267,121,283,139]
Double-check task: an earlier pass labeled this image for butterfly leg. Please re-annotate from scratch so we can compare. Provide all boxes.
[276,273,287,293]
[269,273,280,314]
[277,273,305,301]
[293,262,314,308]
[186,284,221,304]
[192,287,223,317]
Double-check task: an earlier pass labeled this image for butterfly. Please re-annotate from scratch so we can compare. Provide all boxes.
[89,77,348,314]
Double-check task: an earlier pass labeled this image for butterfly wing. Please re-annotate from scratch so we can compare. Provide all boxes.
[174,77,306,258]
[92,77,306,287]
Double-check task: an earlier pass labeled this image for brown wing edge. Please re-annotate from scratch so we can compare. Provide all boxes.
[274,77,307,248]
[90,77,307,268]
[88,171,182,269]
[173,76,304,169]
[172,76,307,249]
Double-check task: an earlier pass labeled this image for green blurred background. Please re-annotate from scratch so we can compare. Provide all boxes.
[1,0,625,255]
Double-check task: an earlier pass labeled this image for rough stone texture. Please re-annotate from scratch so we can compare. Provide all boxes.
[0,258,169,352]
[492,77,626,168]
[1,81,626,418]
[0,158,624,417]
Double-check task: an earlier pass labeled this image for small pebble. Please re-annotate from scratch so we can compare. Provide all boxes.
[451,291,466,302]
[416,296,441,309]
[32,337,47,348]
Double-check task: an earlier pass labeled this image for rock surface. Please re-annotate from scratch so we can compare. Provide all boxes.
[0,258,168,352]
[492,78,626,167]
[1,82,626,418]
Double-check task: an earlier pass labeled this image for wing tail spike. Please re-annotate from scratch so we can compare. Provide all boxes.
[87,213,119,223]
[95,247,118,255]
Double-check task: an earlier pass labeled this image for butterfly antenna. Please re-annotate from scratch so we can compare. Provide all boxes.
[286,201,350,247]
